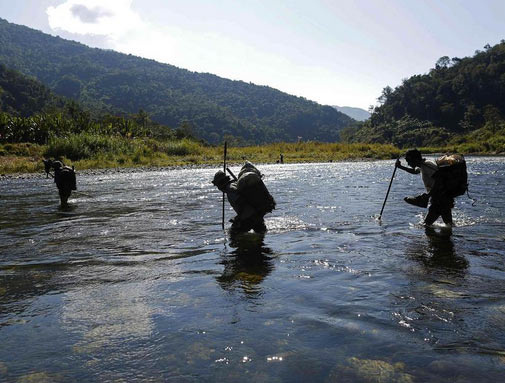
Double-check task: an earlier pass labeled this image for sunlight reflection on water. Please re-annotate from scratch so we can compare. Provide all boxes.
[0,158,505,382]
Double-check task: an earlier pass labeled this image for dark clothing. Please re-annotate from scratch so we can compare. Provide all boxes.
[230,215,267,234]
[53,164,76,206]
[425,190,454,226]
[399,157,454,226]
[214,162,274,234]
[54,166,76,191]
[223,183,267,234]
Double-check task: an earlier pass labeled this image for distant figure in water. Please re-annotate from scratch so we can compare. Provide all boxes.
[279,153,284,164]
[43,159,77,207]
[395,149,467,227]
[213,161,276,233]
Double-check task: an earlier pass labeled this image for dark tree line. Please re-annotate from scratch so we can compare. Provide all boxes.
[0,63,196,144]
[345,41,505,148]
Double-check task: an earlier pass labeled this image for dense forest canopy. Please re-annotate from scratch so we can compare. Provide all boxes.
[0,18,355,145]
[0,63,197,145]
[0,63,65,116]
[345,41,505,148]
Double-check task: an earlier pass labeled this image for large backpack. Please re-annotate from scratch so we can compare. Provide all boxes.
[236,162,276,215]
[433,154,468,197]
[55,166,77,191]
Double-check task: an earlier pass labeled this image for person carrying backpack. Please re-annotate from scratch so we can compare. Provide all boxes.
[395,149,467,226]
[43,159,77,207]
[212,161,276,234]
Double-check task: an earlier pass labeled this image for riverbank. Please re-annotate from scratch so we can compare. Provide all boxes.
[1,140,503,177]
[0,141,402,176]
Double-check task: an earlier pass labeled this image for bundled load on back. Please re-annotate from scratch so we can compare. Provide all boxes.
[43,159,77,207]
[236,162,276,216]
[394,149,469,227]
[434,154,468,198]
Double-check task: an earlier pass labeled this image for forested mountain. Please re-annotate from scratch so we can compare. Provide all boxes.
[345,41,505,147]
[0,18,355,145]
[333,106,370,121]
[0,62,198,144]
[0,63,65,116]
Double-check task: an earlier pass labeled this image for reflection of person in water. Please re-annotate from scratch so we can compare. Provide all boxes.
[216,232,275,296]
[413,227,468,271]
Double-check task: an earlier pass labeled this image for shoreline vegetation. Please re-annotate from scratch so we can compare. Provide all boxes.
[1,137,503,176]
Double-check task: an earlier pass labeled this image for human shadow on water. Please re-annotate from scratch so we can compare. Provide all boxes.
[408,227,468,272]
[57,203,77,213]
[216,231,275,297]
[55,203,78,219]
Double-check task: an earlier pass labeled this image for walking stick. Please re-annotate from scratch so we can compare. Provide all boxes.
[222,141,227,229]
[378,159,398,220]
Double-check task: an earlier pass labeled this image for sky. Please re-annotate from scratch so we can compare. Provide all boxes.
[0,0,504,110]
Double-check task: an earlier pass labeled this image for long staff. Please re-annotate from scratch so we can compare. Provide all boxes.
[378,159,398,220]
[222,141,227,229]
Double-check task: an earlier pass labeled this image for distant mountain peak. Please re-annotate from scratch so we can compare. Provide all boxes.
[332,106,370,121]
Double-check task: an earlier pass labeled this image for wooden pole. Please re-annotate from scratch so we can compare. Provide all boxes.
[379,160,398,220]
[226,167,237,181]
[222,141,227,229]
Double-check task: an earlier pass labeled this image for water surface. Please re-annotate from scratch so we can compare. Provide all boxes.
[1,158,505,382]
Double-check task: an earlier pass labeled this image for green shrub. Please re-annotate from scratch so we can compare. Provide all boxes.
[45,133,134,160]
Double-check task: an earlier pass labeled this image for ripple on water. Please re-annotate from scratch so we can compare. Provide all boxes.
[1,159,505,382]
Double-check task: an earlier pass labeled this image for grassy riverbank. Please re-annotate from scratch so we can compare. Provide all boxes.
[1,135,503,175]
[0,137,402,174]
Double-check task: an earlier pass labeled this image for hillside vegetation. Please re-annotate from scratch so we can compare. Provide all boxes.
[0,18,355,145]
[0,63,65,116]
[0,64,396,175]
[344,41,505,152]
[0,63,205,173]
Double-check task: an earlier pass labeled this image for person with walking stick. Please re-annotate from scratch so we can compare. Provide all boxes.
[212,161,276,234]
[395,149,467,227]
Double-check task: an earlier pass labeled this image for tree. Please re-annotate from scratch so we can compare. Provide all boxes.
[435,56,451,69]
[378,86,393,105]
[54,75,82,99]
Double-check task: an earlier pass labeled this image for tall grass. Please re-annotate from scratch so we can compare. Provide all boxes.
[45,133,135,160]
[144,138,203,156]
[44,134,205,162]
[6,134,504,175]
[221,142,401,163]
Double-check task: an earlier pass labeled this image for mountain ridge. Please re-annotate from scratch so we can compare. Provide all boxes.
[0,18,355,144]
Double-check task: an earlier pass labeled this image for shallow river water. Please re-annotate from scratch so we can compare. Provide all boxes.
[1,157,505,382]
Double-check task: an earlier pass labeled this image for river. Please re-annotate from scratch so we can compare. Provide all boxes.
[1,157,505,382]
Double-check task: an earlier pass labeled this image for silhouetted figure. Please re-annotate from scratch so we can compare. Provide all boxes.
[213,161,276,234]
[396,149,467,227]
[43,159,77,207]
[279,153,284,164]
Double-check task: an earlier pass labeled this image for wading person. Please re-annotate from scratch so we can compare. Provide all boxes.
[43,159,77,207]
[395,149,467,227]
[212,161,276,234]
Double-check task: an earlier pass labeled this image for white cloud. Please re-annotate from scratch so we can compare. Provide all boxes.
[47,0,144,41]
